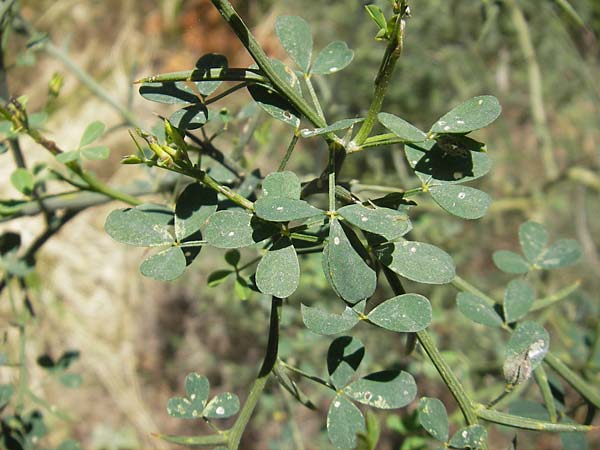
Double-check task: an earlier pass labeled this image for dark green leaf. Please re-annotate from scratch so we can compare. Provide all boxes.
[10,168,34,195]
[225,249,240,266]
[431,96,501,134]
[456,292,503,327]
[139,82,202,104]
[205,211,275,248]
[254,197,323,222]
[105,203,174,247]
[418,397,449,442]
[169,104,208,130]
[537,239,582,269]
[338,204,411,240]
[167,373,210,419]
[262,171,301,199]
[140,246,187,281]
[327,336,365,389]
[203,392,240,419]
[301,118,363,138]
[448,425,488,449]
[503,279,535,324]
[378,112,427,143]
[503,321,549,384]
[311,41,354,75]
[344,370,417,409]
[429,185,491,220]
[276,16,313,73]
[301,303,360,335]
[256,237,300,298]
[80,146,110,160]
[327,395,366,449]
[376,241,455,285]
[79,121,105,147]
[405,140,492,185]
[324,220,377,303]
[367,294,432,332]
[519,221,548,263]
[492,250,529,274]
[175,184,218,240]
[194,53,228,96]
[207,270,233,287]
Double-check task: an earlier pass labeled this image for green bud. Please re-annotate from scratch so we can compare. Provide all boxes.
[121,155,144,164]
[48,73,64,98]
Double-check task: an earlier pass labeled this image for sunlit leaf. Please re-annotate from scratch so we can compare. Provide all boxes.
[80,146,110,160]
[256,237,299,298]
[79,121,105,148]
[204,211,275,248]
[276,16,313,73]
[254,197,323,222]
[431,96,501,134]
[167,373,210,419]
[378,112,427,143]
[10,168,34,195]
[367,294,432,332]
[203,392,240,419]
[338,204,411,240]
[429,184,491,220]
[311,41,354,75]
[140,246,187,281]
[301,118,363,138]
[105,203,174,247]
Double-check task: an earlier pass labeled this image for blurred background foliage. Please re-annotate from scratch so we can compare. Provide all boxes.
[1,0,599,449]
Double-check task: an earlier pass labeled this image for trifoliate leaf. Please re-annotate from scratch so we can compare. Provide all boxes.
[167,373,210,419]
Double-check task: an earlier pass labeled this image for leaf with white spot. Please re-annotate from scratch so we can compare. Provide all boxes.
[378,112,427,143]
[301,303,361,335]
[175,184,218,240]
[519,221,548,263]
[256,237,299,298]
[327,394,366,449]
[448,425,488,449]
[367,294,432,332]
[140,246,187,281]
[493,250,529,274]
[167,373,210,419]
[418,397,449,442]
[376,241,455,285]
[430,95,501,134]
[311,41,354,75]
[504,279,535,324]
[429,184,491,220]
[327,336,365,389]
[301,118,363,138]
[254,197,324,222]
[105,204,174,247]
[204,211,276,248]
[344,370,416,409]
[324,220,377,303]
[537,239,582,269]
[276,16,313,73]
[262,171,301,199]
[456,292,503,328]
[503,322,549,385]
[203,392,240,419]
[338,204,411,240]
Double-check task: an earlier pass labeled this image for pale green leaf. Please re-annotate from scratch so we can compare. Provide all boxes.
[519,221,548,263]
[56,150,81,163]
[140,246,186,281]
[338,204,411,240]
[311,41,354,75]
[378,112,427,143]
[344,370,416,409]
[418,397,449,442]
[204,210,275,248]
[301,303,360,335]
[301,118,363,138]
[256,237,299,298]
[367,294,432,332]
[175,184,218,240]
[79,121,105,147]
[429,184,491,220]
[105,203,174,247]
[10,168,34,195]
[448,425,487,449]
[167,373,210,419]
[276,16,313,73]
[365,5,387,31]
[503,279,535,324]
[504,322,550,384]
[431,96,501,134]
[537,239,581,269]
[262,171,301,199]
[492,250,529,274]
[456,292,503,327]
[254,197,323,222]
[327,395,366,449]
[203,392,240,419]
[80,146,110,160]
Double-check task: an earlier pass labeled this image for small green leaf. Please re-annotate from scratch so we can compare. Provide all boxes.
[448,425,487,449]
[327,394,366,449]
[519,221,548,263]
[0,384,14,409]
[203,392,240,419]
[58,372,82,388]
[234,275,251,300]
[79,121,105,147]
[167,373,210,419]
[503,279,535,324]
[418,397,449,442]
[492,250,529,274]
[537,239,582,269]
[204,211,275,248]
[175,184,218,240]
[378,112,427,143]
[324,220,377,303]
[169,104,208,130]
[207,270,233,287]
[262,171,301,199]
[456,292,503,327]
[56,150,81,163]
[276,16,313,73]
[140,246,186,281]
[376,241,455,285]
[367,294,432,332]
[338,204,411,241]
[431,96,501,134]
[193,53,228,96]
[256,237,300,298]
[301,303,360,335]
[10,168,35,195]
[328,336,365,389]
[344,370,416,409]
[80,146,110,160]
[357,411,381,450]
[504,321,550,384]
[429,185,491,220]
[405,140,492,185]
[365,5,387,31]
[225,249,241,267]
[311,41,354,75]
[301,118,363,138]
[254,197,323,222]
[105,203,174,247]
